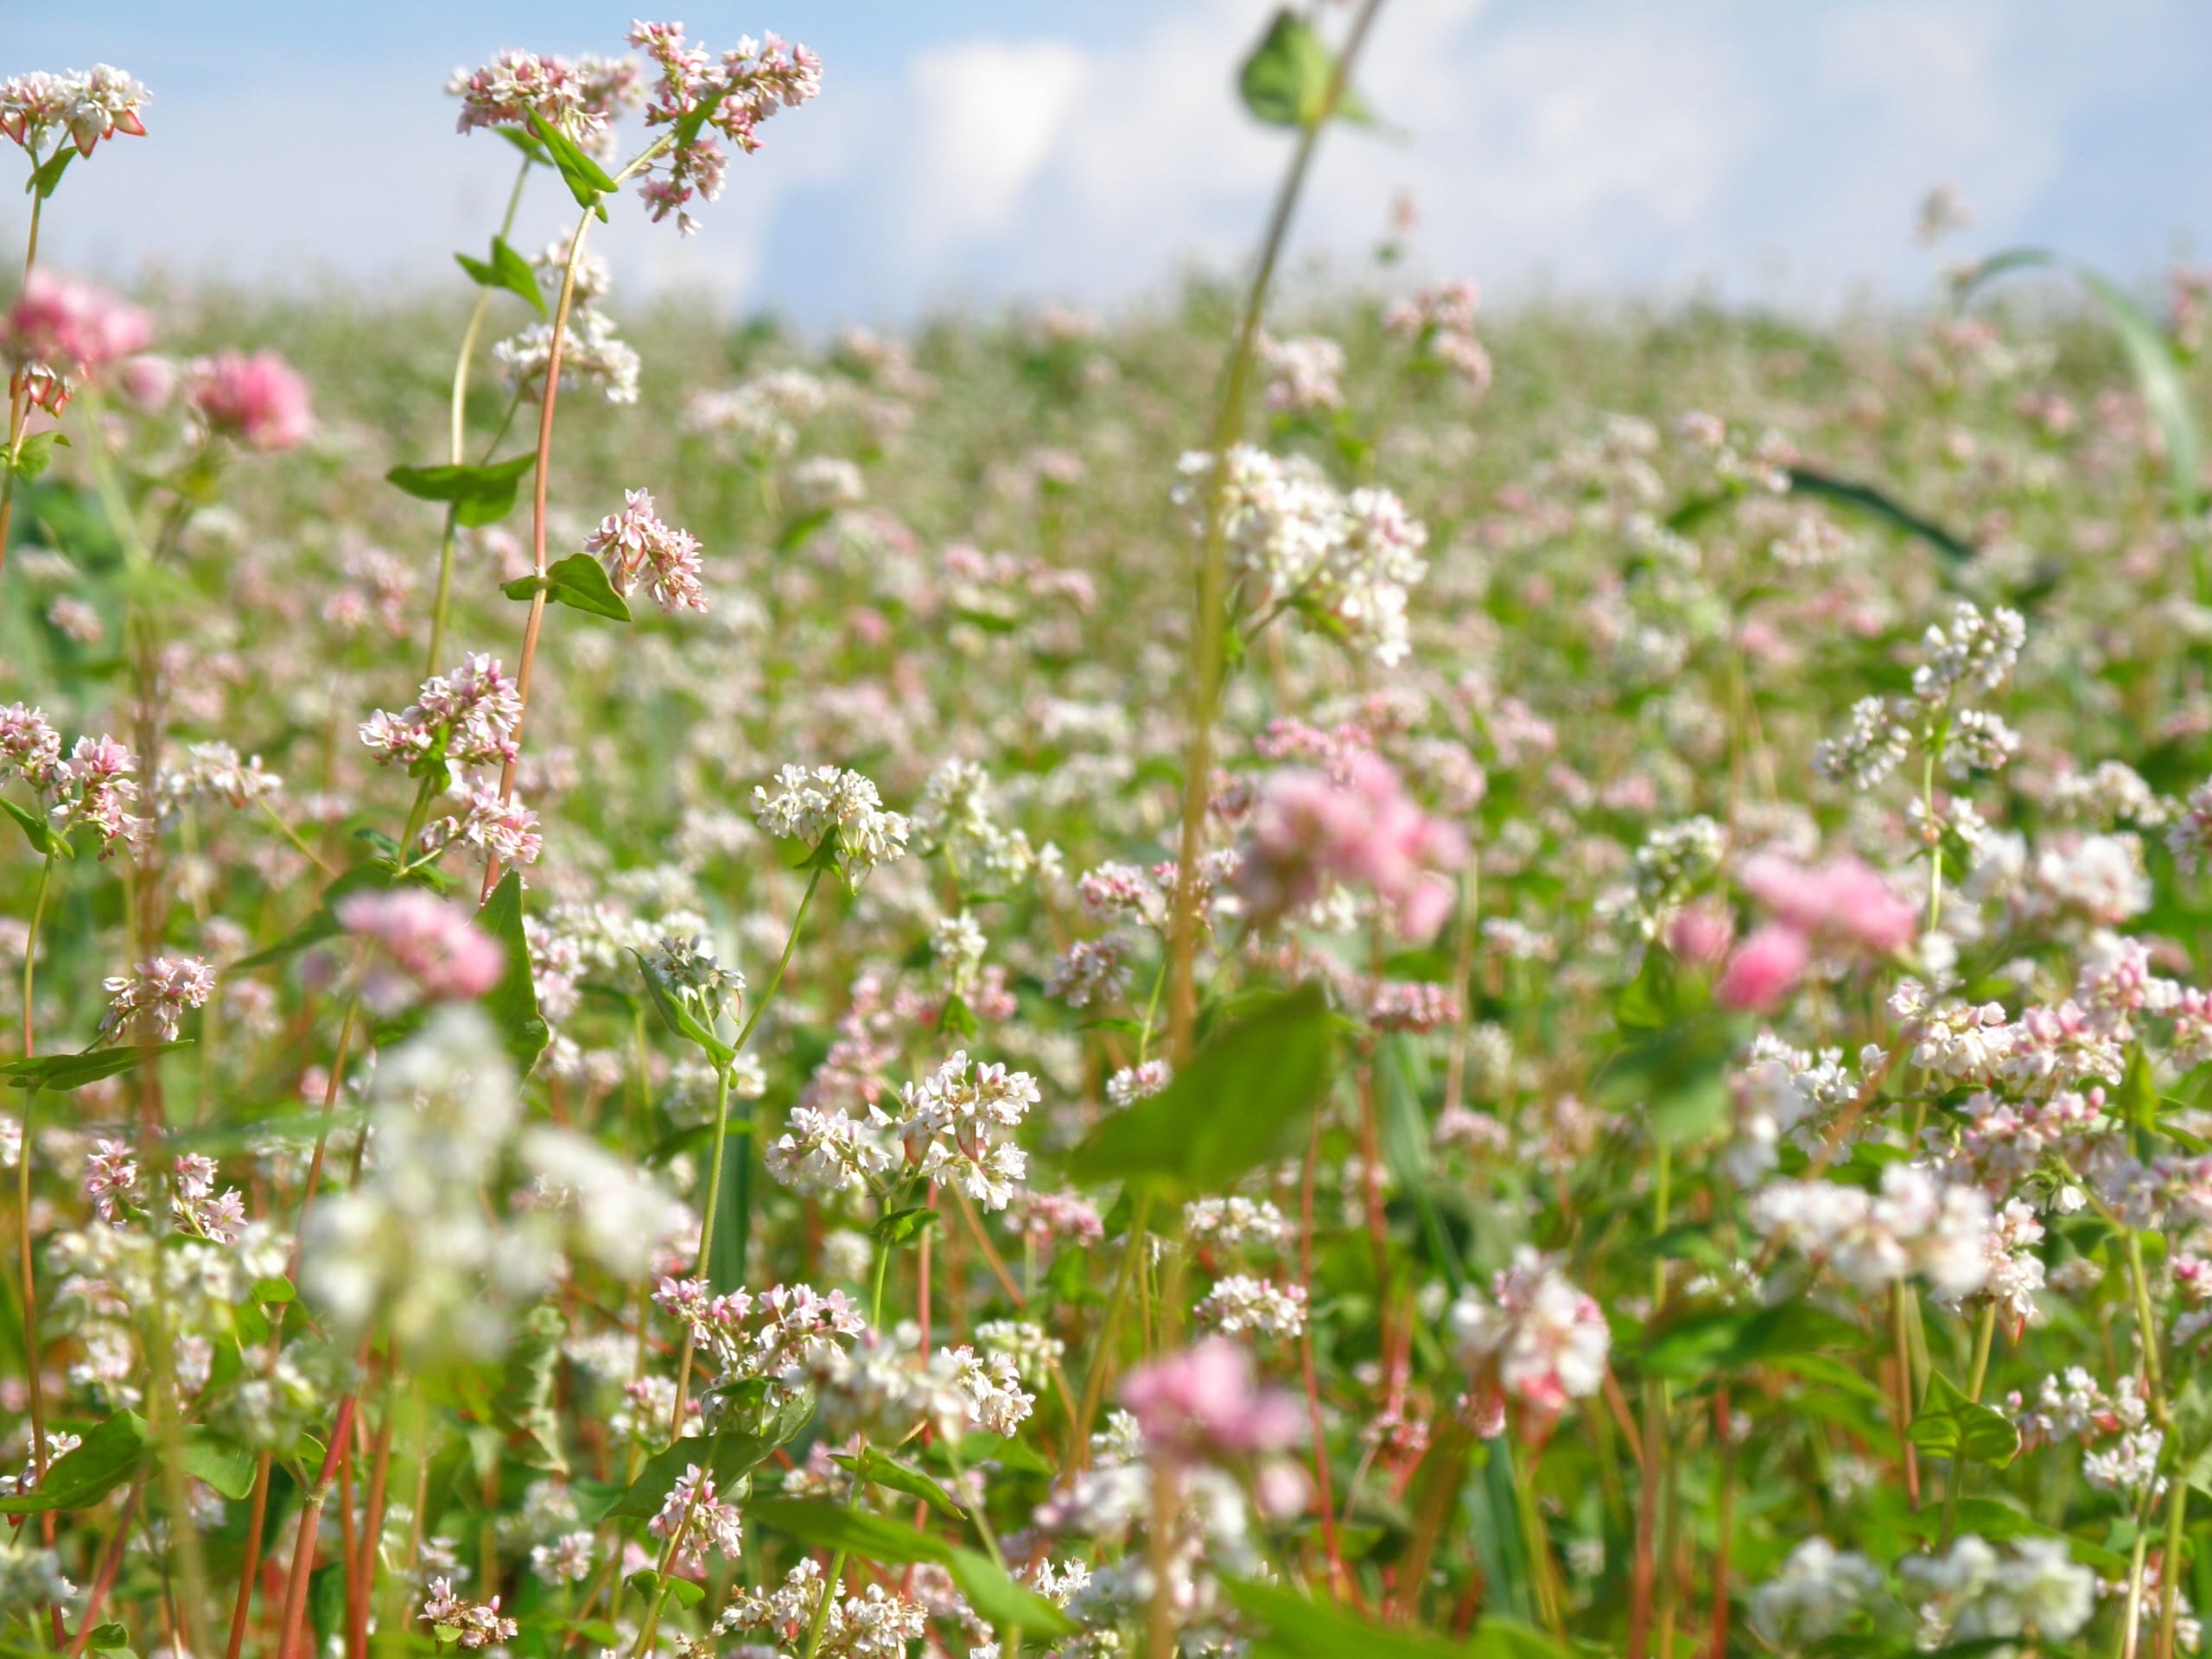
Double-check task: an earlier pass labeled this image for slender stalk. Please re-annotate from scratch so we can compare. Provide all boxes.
[15,849,56,1487]
[275,1390,363,1659]
[1161,0,1390,1062]
[671,1058,734,1422]
[480,202,594,903]
[1936,1301,1998,1548]
[1065,1190,1155,1472]
[0,186,48,580]
[428,155,536,676]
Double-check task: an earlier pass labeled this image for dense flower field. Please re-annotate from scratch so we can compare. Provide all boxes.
[9,11,2212,1659]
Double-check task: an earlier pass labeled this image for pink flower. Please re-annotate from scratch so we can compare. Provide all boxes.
[1715,925,1810,1013]
[334,889,505,1014]
[191,350,313,451]
[1665,898,1734,968]
[584,487,707,613]
[2,272,154,404]
[1738,850,1916,956]
[1120,1338,1304,1459]
[1236,753,1465,943]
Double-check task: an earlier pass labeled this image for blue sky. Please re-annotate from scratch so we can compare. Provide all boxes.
[10,0,2212,327]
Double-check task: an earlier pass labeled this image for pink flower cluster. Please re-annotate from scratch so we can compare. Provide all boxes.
[447,49,643,159]
[334,889,505,1015]
[4,721,144,856]
[628,22,822,235]
[584,487,708,613]
[1120,1337,1304,1460]
[359,654,524,777]
[99,955,215,1046]
[190,351,313,452]
[1715,851,1918,1014]
[1235,752,1465,943]
[1385,280,1491,391]
[2,271,153,415]
[1,66,149,156]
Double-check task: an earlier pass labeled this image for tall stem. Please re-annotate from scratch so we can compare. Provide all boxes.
[1161,0,1390,1063]
[0,186,48,581]
[14,849,54,1479]
[428,156,535,676]
[480,205,594,904]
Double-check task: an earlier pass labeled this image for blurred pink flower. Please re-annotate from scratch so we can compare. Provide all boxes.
[191,350,313,451]
[1716,924,1810,1013]
[335,889,505,1014]
[1739,850,1916,956]
[2,270,153,387]
[1120,1338,1303,1459]
[1236,752,1465,942]
[1666,898,1734,968]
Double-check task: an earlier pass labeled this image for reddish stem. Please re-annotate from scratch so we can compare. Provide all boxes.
[65,1481,144,1656]
[275,1389,362,1659]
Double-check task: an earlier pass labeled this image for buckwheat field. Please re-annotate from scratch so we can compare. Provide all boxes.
[4,11,2211,1659]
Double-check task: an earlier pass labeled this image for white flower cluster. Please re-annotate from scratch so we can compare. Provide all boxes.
[876,1050,1038,1211]
[1815,601,2026,791]
[1174,445,1430,666]
[1748,1162,1993,1298]
[753,763,910,873]
[1196,1274,1307,1339]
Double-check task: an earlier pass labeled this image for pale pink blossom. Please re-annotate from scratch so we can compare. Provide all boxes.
[1120,1338,1304,1459]
[191,351,314,451]
[1716,925,1810,1013]
[1236,752,1465,942]
[334,889,505,1014]
[1739,850,1917,955]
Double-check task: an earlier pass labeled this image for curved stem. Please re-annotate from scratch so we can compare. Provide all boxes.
[480,204,595,904]
[0,186,48,582]
[1162,0,1390,1062]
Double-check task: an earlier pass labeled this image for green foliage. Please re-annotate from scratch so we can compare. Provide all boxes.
[385,453,538,528]
[1069,983,1336,1196]
[454,236,549,319]
[1237,10,1374,131]
[0,1411,147,1513]
[502,551,632,622]
[481,870,550,1073]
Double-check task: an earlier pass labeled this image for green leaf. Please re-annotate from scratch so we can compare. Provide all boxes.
[1961,248,2204,519]
[1613,948,1706,1035]
[251,1276,296,1306]
[1068,984,1336,1197]
[747,1495,951,1563]
[81,1625,129,1654]
[29,143,75,200]
[1,795,73,859]
[1592,1014,1743,1147]
[1222,1578,1479,1659]
[2117,1043,2160,1139]
[631,947,734,1068]
[2,1044,188,1095]
[0,1412,148,1513]
[525,108,617,218]
[175,1430,257,1500]
[1908,1371,2020,1467]
[385,453,538,530]
[596,1386,811,1523]
[671,83,732,152]
[946,1546,1077,1641]
[454,235,548,319]
[624,1569,703,1611]
[1237,10,1374,131]
[746,1497,1073,1638]
[10,430,67,483]
[871,1206,940,1249]
[501,552,632,623]
[834,1447,967,1518]
[1634,1299,1857,1384]
[480,871,550,1075]
[493,1304,568,1475]
[1785,467,1975,565]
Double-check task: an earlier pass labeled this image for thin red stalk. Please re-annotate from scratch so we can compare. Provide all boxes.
[65,1480,144,1656]
[226,1450,276,1659]
[481,211,590,905]
[275,1389,362,1659]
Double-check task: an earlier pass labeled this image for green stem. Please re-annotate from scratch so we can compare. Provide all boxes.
[1065,1190,1155,1472]
[1161,0,1391,1063]
[14,849,56,1489]
[1936,1300,1998,1548]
